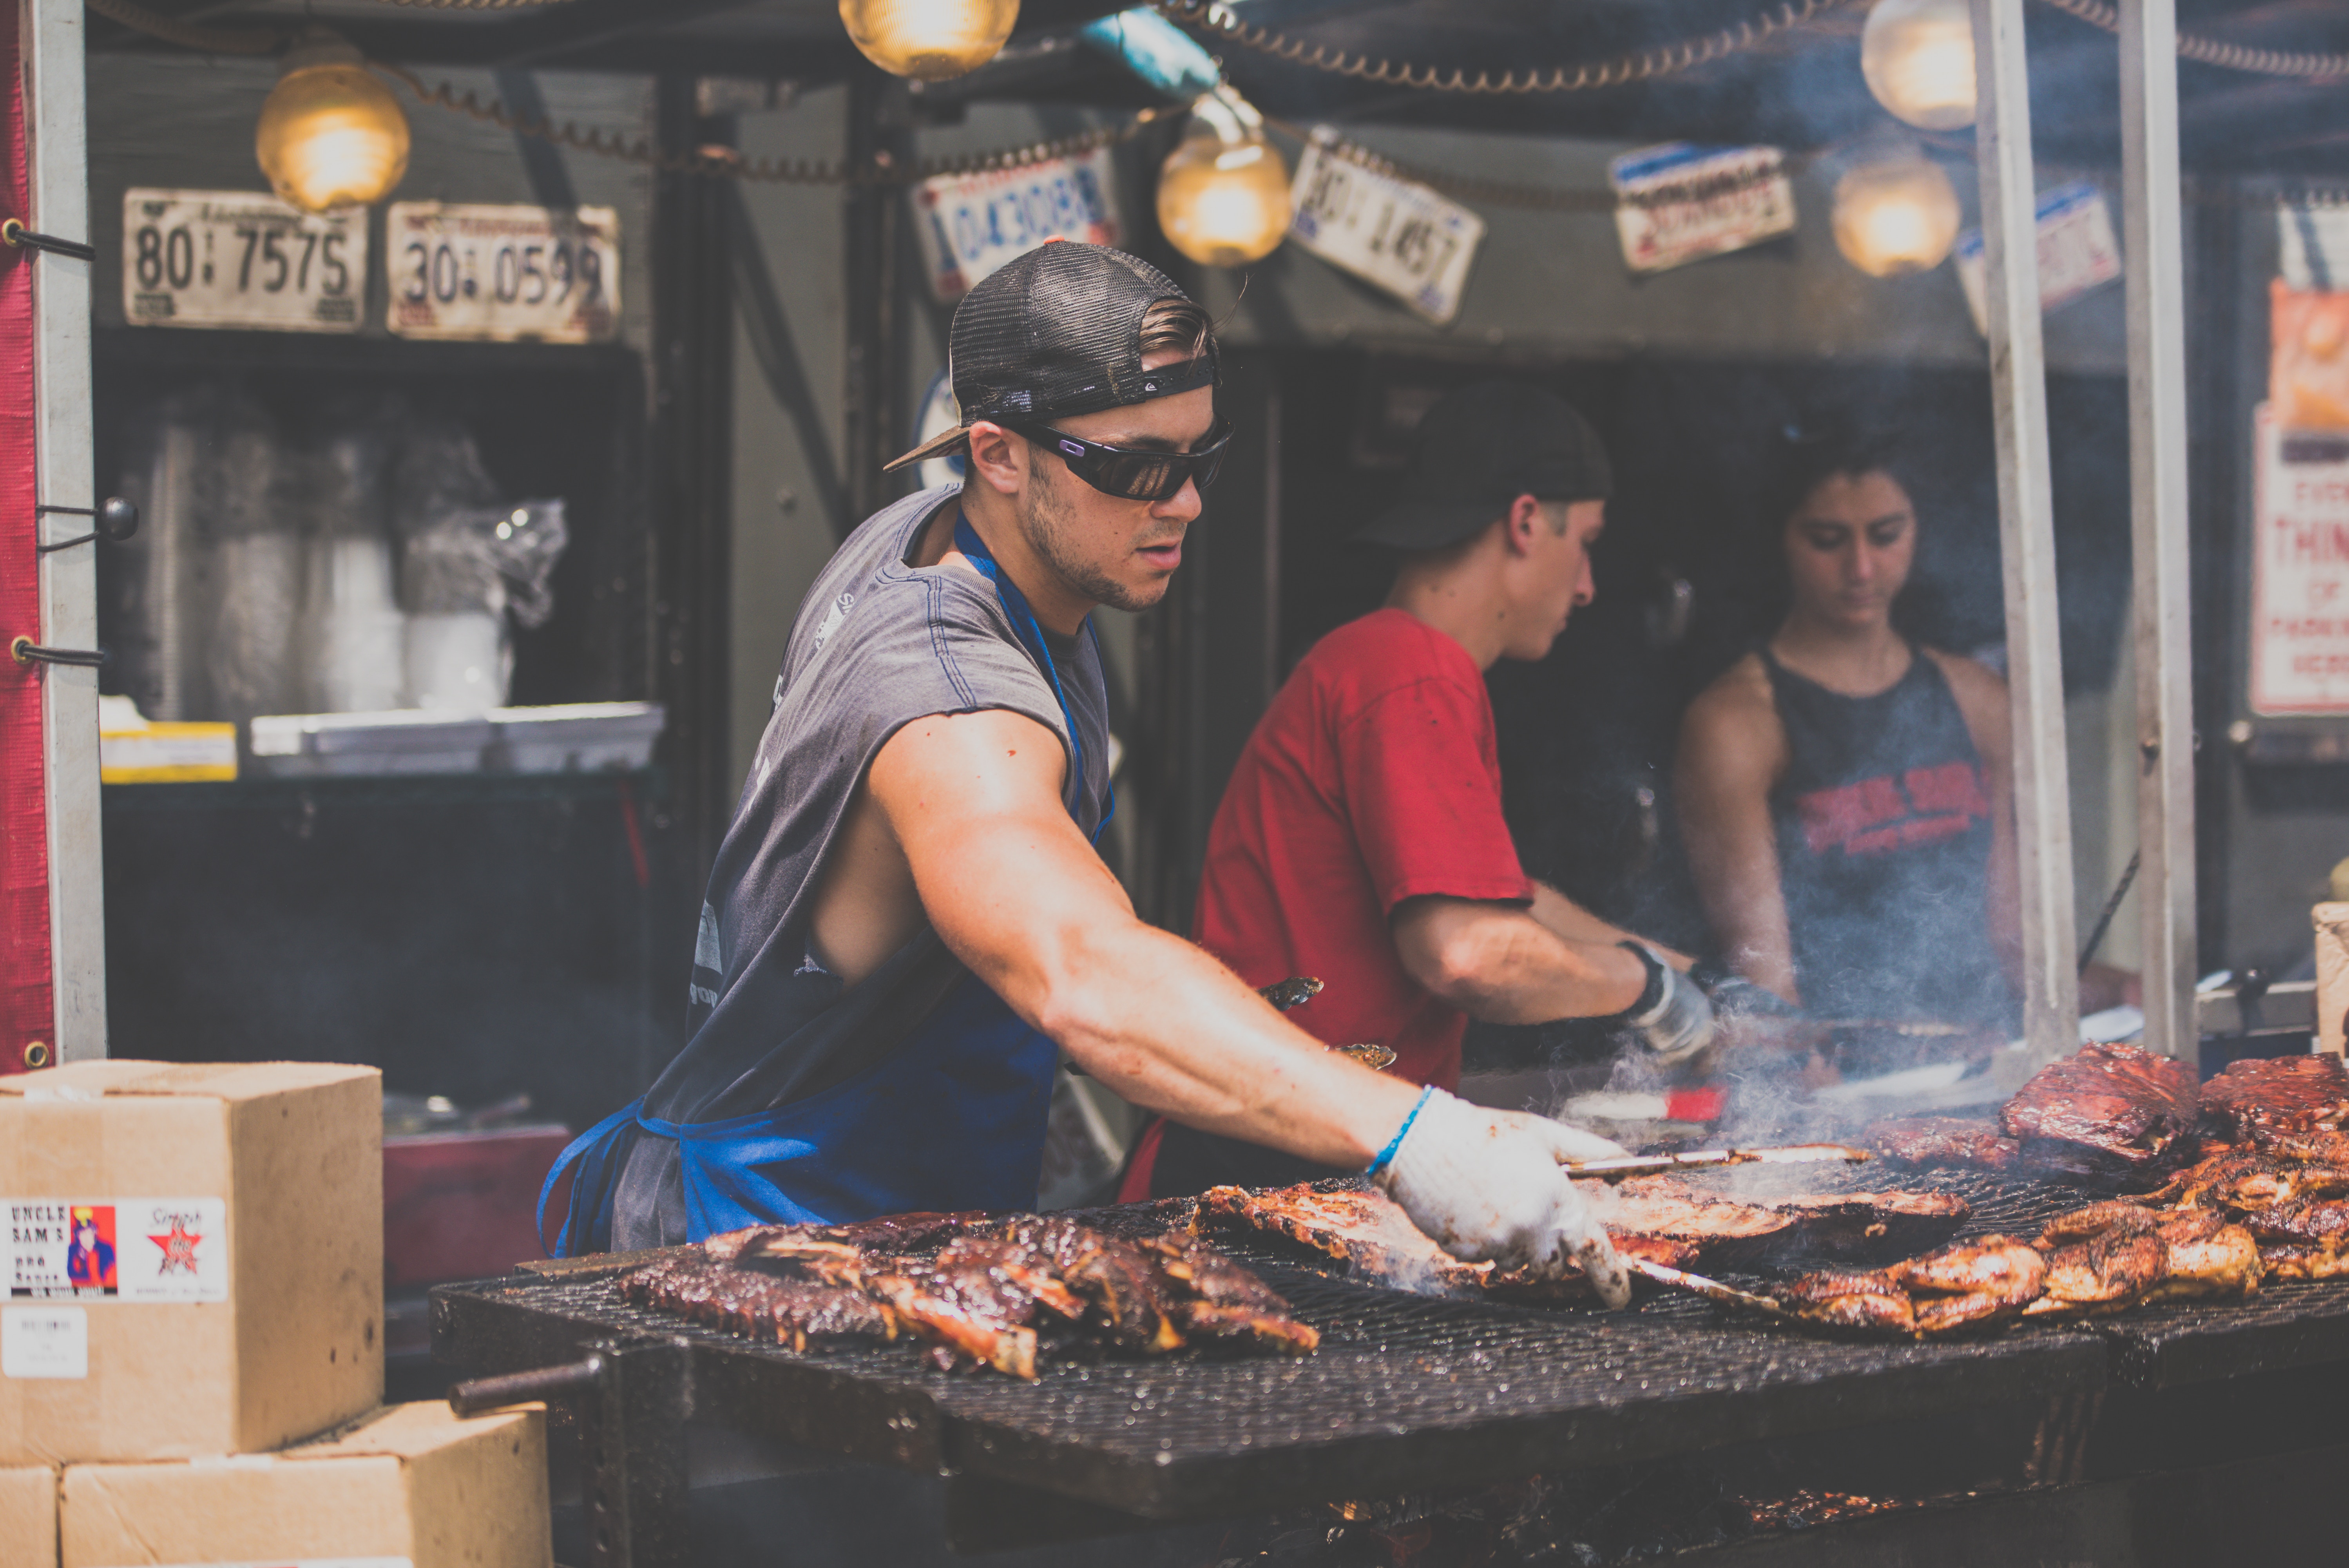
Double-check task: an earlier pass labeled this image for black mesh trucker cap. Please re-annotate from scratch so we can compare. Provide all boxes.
[884,241,1216,473]
[1355,381,1612,551]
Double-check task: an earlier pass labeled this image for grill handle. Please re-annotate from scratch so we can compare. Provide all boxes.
[449,1353,605,1416]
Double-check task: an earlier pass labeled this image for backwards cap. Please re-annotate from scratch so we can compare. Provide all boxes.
[885,240,1216,472]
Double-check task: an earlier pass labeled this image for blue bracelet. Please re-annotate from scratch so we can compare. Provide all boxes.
[1366,1085,1437,1178]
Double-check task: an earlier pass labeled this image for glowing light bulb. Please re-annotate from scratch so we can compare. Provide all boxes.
[839,0,1019,80]
[1861,0,1977,131]
[255,36,410,213]
[1156,88,1291,268]
[1831,156,1962,277]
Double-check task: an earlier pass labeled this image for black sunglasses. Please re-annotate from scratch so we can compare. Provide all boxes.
[1008,418,1233,502]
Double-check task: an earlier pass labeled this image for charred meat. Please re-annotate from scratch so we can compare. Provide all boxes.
[1888,1236,2047,1335]
[1762,1190,1971,1258]
[2201,1056,2349,1143]
[621,1253,897,1352]
[1777,1269,1918,1335]
[2240,1199,2349,1249]
[1145,1231,1320,1353]
[2000,1042,2200,1178]
[1868,1116,2025,1172]
[2036,1201,2160,1249]
[2257,1243,2349,1280]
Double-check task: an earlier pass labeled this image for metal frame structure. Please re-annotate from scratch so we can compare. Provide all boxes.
[2120,0,2198,1061]
[24,0,104,1061]
[1972,0,2082,1066]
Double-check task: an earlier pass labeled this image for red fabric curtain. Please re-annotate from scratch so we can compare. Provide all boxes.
[1,0,58,1072]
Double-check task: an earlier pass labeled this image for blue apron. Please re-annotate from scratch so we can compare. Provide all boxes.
[540,513,1109,1255]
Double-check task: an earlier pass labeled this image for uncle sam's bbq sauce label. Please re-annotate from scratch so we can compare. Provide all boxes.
[6,1199,228,1301]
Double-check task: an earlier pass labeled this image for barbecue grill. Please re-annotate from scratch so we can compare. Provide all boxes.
[428,1164,2349,1564]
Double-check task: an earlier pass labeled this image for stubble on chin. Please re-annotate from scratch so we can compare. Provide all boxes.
[1021,467,1160,614]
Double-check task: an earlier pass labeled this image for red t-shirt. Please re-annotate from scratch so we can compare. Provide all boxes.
[1192,607,1533,1091]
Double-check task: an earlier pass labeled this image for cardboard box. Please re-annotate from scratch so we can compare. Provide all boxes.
[2317,902,2349,1057]
[0,1463,58,1568]
[60,1403,548,1568]
[0,1062,382,1463]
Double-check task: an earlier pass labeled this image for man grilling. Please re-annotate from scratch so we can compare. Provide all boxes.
[543,246,1632,1306]
[1127,381,1733,1198]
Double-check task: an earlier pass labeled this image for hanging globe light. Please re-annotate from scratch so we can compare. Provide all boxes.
[254,34,411,213]
[1156,87,1291,268]
[1831,154,1963,277]
[1860,0,1978,131]
[839,0,1020,81]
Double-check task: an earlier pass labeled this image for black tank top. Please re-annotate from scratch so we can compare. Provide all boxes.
[1760,643,2015,1031]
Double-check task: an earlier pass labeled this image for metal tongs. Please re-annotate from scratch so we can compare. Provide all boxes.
[1561,1143,1871,1182]
[1622,1256,1791,1321]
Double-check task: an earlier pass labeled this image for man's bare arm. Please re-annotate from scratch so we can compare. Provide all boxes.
[1527,883,1693,970]
[871,707,1420,1168]
[1675,667,1801,1005]
[1388,896,1647,1024]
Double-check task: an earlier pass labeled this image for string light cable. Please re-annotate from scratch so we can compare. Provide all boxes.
[1157,0,2349,86]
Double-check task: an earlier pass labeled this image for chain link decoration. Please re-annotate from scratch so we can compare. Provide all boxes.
[2036,0,2349,79]
[379,63,1169,185]
[1154,0,1863,94]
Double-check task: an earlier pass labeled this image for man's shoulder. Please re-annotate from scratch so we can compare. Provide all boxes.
[1298,608,1478,698]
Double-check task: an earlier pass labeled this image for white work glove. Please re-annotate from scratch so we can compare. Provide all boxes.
[1372,1089,1634,1309]
[1618,942,1717,1067]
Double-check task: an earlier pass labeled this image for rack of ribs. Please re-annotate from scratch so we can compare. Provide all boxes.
[2201,1056,2349,1145]
[1867,1115,2025,1172]
[627,1211,1315,1379]
[1999,1042,2200,1179]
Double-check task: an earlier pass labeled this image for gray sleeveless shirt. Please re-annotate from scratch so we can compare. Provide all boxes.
[612,487,1112,1247]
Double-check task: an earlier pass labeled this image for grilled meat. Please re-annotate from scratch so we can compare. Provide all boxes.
[1145,1231,1319,1353]
[2037,1201,2160,1248]
[2240,1199,2349,1249]
[621,1253,897,1351]
[1762,1190,1971,1258]
[2000,1042,2199,1178]
[2202,1056,2349,1143]
[864,1237,1084,1378]
[1777,1269,1917,1334]
[2025,1229,2169,1316]
[1868,1116,2025,1171]
[2147,1211,2263,1301]
[981,1214,1186,1354]
[2257,1243,2349,1280]
[1887,1236,2046,1335]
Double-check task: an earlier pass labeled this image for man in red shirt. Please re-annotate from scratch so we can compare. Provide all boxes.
[1130,381,1721,1197]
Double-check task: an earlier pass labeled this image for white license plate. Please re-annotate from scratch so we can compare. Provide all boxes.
[1288,134,1486,326]
[912,149,1123,302]
[122,188,364,333]
[386,201,619,343]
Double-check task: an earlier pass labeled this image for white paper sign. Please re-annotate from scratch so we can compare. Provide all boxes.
[2250,404,2349,715]
[1288,131,1485,325]
[386,202,619,343]
[911,149,1122,302]
[6,1198,228,1302]
[2,1306,87,1378]
[122,189,364,333]
[1954,179,2121,333]
[1607,143,1796,274]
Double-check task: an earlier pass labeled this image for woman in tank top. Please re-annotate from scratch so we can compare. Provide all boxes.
[1674,431,2029,1032]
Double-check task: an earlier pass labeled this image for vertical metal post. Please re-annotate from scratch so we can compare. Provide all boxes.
[1971,0,2081,1064]
[25,0,105,1061]
[2120,0,2197,1059]
[842,69,910,524]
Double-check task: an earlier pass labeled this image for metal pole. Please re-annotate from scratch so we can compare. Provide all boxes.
[2120,0,2197,1060]
[1971,0,2081,1065]
[25,0,105,1061]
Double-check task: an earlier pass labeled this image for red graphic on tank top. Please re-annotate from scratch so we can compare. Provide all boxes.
[1798,760,1989,857]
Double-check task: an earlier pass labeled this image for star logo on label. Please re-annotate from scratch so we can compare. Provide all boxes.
[148,1217,203,1276]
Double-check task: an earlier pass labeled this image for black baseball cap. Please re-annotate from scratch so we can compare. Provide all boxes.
[885,240,1217,473]
[1355,381,1612,551]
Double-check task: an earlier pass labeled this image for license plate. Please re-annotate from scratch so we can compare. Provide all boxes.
[121,188,364,333]
[1954,179,2120,333]
[1608,143,1796,274]
[1288,132,1485,326]
[386,201,620,343]
[911,149,1123,302]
